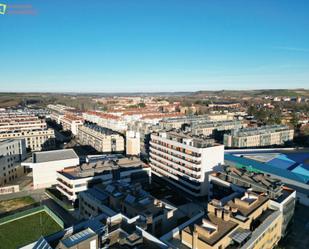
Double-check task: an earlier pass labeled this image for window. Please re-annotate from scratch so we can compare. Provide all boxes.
[90,239,96,249]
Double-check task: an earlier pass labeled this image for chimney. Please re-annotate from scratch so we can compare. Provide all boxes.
[215,208,223,219]
[223,211,231,221]
[193,228,198,249]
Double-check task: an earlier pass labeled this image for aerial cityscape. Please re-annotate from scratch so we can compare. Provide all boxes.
[0,1,309,249]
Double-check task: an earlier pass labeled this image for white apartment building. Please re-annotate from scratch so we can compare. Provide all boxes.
[83,111,128,132]
[0,139,27,186]
[0,115,47,132]
[0,129,55,151]
[56,157,150,202]
[47,104,75,113]
[0,113,55,151]
[159,114,238,131]
[126,130,140,156]
[149,131,224,196]
[60,115,83,135]
[48,104,83,135]
[191,120,246,136]
[22,149,79,189]
[224,125,294,148]
[78,124,124,153]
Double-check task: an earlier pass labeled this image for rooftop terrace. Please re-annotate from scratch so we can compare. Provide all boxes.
[59,157,146,179]
[152,130,218,148]
[32,149,79,163]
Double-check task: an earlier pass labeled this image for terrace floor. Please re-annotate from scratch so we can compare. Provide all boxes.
[0,210,62,249]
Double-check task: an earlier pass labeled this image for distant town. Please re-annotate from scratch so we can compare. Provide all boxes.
[0,89,308,249]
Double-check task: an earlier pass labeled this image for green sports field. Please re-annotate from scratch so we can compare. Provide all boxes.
[0,211,62,249]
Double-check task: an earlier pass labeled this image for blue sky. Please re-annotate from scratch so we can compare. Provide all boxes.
[0,0,308,92]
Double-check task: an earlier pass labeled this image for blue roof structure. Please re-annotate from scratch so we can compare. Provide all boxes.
[33,237,52,249]
[225,153,309,184]
[61,228,96,248]
[291,164,309,178]
[267,154,296,170]
[88,188,108,202]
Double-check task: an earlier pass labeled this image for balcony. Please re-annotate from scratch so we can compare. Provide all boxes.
[150,146,201,169]
[150,141,201,160]
[149,159,202,188]
[150,152,201,179]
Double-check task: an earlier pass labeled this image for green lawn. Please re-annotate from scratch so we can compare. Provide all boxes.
[0,196,36,214]
[0,211,62,249]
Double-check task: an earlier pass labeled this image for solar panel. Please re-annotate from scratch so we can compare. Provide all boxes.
[138,197,151,205]
[62,228,95,247]
[125,194,136,204]
[230,228,251,244]
[105,185,115,193]
[33,236,53,249]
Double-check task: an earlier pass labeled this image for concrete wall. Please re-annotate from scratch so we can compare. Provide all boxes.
[31,158,80,189]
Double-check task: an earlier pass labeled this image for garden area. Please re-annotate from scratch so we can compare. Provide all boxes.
[0,209,62,249]
[0,196,37,217]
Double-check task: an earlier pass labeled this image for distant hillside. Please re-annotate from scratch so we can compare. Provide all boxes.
[192,89,309,97]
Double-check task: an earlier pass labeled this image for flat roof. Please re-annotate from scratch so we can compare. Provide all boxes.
[61,228,96,247]
[225,151,309,185]
[152,130,219,148]
[59,157,146,179]
[0,138,22,146]
[32,149,79,163]
[227,194,269,217]
[183,214,238,246]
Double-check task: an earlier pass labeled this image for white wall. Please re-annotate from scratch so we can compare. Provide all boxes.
[200,145,224,195]
[31,158,79,189]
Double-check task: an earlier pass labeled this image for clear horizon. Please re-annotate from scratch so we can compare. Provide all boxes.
[1,0,309,92]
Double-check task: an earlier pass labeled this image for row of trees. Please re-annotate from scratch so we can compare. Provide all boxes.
[247,106,282,125]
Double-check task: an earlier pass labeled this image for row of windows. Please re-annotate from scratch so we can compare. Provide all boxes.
[150,143,201,165]
[151,139,201,157]
[150,156,201,179]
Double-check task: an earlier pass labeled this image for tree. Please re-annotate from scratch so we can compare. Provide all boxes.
[290,113,300,128]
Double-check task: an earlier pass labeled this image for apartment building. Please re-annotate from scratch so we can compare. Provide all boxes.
[23,212,167,249]
[149,130,224,196]
[48,104,83,135]
[0,113,55,151]
[60,114,83,135]
[126,130,141,156]
[0,115,47,132]
[79,181,188,237]
[209,166,296,237]
[83,111,127,132]
[77,124,124,153]
[56,156,150,202]
[83,110,183,134]
[224,125,294,148]
[159,114,237,131]
[0,139,27,186]
[191,120,246,136]
[1,107,50,117]
[225,151,309,206]
[22,149,80,189]
[178,192,282,249]
[47,104,76,114]
[128,121,161,156]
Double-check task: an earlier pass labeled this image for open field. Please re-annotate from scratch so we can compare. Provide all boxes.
[0,196,36,214]
[0,211,62,249]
